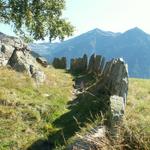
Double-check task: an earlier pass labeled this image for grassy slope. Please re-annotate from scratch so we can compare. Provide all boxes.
[0,66,149,149]
[124,78,150,149]
[0,67,73,150]
[63,78,150,150]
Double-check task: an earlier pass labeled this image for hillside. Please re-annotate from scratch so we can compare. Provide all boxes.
[0,66,73,149]
[30,27,150,78]
[125,78,150,149]
[67,78,150,150]
[0,66,149,150]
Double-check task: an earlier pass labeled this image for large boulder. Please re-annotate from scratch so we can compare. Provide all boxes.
[36,57,48,67]
[8,47,46,83]
[0,32,46,83]
[0,52,7,66]
[0,32,26,66]
[8,47,36,73]
[102,58,128,104]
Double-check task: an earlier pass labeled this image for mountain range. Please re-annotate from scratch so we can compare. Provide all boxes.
[30,27,150,78]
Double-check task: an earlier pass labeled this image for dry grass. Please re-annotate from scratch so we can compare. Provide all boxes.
[0,66,149,150]
[63,78,150,150]
[123,78,150,149]
[0,66,73,150]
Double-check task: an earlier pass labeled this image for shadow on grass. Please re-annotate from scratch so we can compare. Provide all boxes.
[28,73,110,150]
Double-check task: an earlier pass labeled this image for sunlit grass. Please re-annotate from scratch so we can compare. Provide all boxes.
[0,66,150,149]
[123,78,150,149]
[0,66,73,149]
[59,78,150,150]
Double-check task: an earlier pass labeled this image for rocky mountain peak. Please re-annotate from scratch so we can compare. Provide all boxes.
[123,27,148,36]
[87,28,120,37]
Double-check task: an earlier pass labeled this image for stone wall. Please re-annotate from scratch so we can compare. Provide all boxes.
[65,54,128,119]
[52,57,66,69]
[89,57,128,117]
[67,53,105,74]
[88,54,105,75]
[53,54,128,116]
[70,54,87,73]
[67,56,129,150]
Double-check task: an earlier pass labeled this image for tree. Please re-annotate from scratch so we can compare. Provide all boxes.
[0,0,74,41]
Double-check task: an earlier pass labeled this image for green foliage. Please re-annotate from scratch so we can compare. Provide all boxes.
[0,0,74,41]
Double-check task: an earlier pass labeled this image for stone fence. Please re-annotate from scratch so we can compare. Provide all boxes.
[65,54,129,149]
[52,54,128,117]
[52,57,67,69]
[52,54,106,75]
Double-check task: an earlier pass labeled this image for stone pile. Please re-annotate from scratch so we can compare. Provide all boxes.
[8,47,46,83]
[0,32,46,83]
[0,32,26,65]
[70,54,87,73]
[36,57,48,67]
[69,54,128,127]
[52,57,66,69]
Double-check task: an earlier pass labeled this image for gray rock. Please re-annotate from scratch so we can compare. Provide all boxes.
[88,54,104,75]
[36,57,48,67]
[102,58,128,104]
[8,47,46,83]
[0,32,28,66]
[0,52,7,66]
[94,55,101,74]
[83,54,88,71]
[110,95,125,118]
[61,57,67,69]
[8,47,36,73]
[32,70,46,84]
[90,58,128,115]
[99,56,105,74]
[0,32,46,84]
[88,54,95,73]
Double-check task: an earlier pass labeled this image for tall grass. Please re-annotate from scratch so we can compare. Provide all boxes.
[0,66,73,150]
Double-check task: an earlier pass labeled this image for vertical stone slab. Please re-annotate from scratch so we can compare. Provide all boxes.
[94,55,101,74]
[99,57,105,74]
[83,54,88,72]
[103,58,128,106]
[88,53,95,73]
[70,54,88,73]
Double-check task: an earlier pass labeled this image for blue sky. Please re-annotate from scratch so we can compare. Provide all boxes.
[1,0,150,39]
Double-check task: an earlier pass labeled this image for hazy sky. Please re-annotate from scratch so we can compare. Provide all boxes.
[1,0,150,38]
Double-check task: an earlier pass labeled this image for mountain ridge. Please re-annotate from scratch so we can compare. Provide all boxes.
[30,27,150,78]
